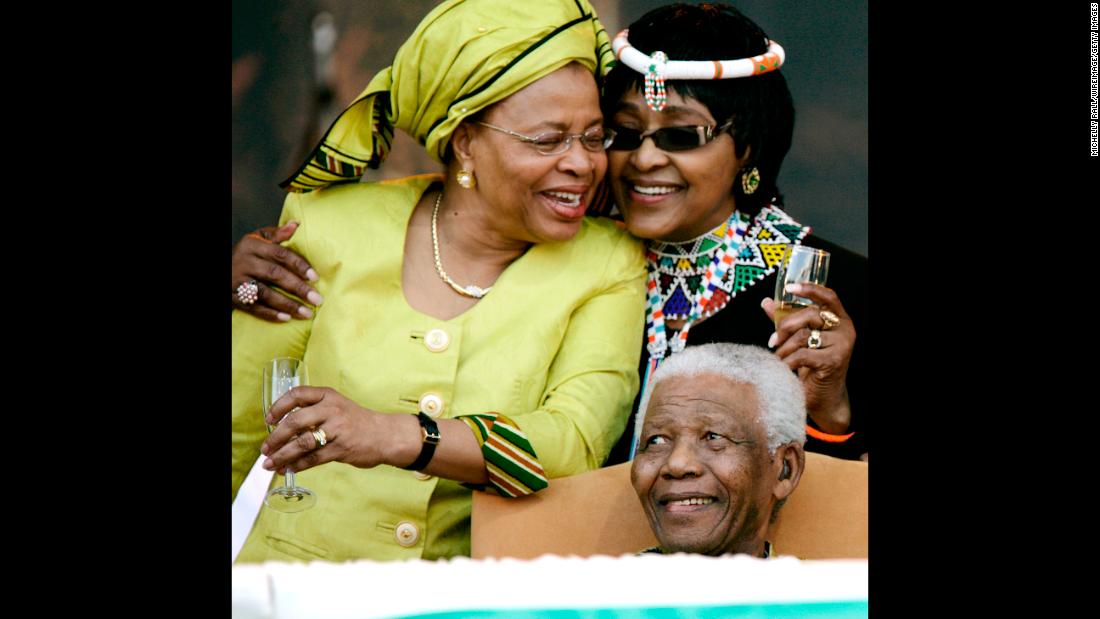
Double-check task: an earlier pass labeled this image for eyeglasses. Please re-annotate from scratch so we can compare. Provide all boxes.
[476,121,616,156]
[606,120,733,152]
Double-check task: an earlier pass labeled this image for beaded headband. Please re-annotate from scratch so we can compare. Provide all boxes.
[610,28,785,111]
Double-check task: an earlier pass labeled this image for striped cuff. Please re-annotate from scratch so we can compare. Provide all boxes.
[459,413,549,497]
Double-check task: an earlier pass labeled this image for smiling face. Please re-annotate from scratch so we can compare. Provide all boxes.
[631,372,777,556]
[607,89,747,242]
[456,62,608,244]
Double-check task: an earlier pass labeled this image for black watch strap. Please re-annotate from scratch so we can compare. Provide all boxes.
[402,411,441,471]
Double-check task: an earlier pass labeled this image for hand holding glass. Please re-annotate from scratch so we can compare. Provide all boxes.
[262,357,317,512]
[773,245,830,327]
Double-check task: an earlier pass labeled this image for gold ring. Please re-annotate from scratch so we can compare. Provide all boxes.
[807,329,823,349]
[311,427,328,448]
[819,310,840,330]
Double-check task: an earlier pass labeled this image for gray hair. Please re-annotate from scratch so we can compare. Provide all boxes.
[635,343,806,454]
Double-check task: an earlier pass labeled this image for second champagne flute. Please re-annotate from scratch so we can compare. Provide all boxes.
[773,245,830,327]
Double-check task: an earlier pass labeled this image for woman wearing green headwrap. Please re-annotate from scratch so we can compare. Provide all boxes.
[232,0,645,563]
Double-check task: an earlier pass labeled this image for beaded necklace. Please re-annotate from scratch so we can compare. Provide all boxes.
[648,219,742,321]
[645,210,749,360]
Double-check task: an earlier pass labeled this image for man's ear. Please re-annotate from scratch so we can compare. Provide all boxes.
[773,442,805,503]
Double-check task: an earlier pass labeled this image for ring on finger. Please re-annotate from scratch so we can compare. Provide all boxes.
[311,427,328,448]
[236,280,260,306]
[807,329,823,349]
[819,310,840,330]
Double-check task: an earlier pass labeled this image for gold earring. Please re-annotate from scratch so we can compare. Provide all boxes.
[741,167,760,195]
[456,169,477,189]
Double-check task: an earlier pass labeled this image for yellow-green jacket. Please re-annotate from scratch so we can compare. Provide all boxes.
[232,175,645,562]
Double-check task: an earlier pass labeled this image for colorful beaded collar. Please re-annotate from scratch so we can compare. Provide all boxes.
[644,203,810,360]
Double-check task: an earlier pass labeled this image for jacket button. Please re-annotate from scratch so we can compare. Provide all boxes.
[395,521,420,547]
[424,329,450,352]
[419,393,445,417]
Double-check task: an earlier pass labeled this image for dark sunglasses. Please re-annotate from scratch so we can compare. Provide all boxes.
[607,120,733,152]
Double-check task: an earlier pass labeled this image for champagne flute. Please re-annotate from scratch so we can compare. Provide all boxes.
[262,357,317,513]
[773,245,830,327]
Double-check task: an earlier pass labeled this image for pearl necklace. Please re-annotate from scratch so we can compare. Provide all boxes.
[432,192,492,298]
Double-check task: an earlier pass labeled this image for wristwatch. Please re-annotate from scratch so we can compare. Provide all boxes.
[401,411,441,471]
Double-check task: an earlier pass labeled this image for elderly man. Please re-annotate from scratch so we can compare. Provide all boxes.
[631,343,807,558]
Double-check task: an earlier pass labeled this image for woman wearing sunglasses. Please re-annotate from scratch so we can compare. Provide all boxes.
[600,4,866,462]
[234,3,867,463]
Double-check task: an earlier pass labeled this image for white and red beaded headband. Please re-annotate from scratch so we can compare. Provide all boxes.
[610,28,786,111]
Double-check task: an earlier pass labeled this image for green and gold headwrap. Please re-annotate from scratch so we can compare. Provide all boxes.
[281,0,615,192]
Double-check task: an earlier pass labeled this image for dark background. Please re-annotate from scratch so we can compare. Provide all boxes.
[232,0,868,256]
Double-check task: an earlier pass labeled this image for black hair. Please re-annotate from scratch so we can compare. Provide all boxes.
[602,3,794,216]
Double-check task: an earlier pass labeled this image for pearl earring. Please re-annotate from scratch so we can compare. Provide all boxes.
[456,169,477,189]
